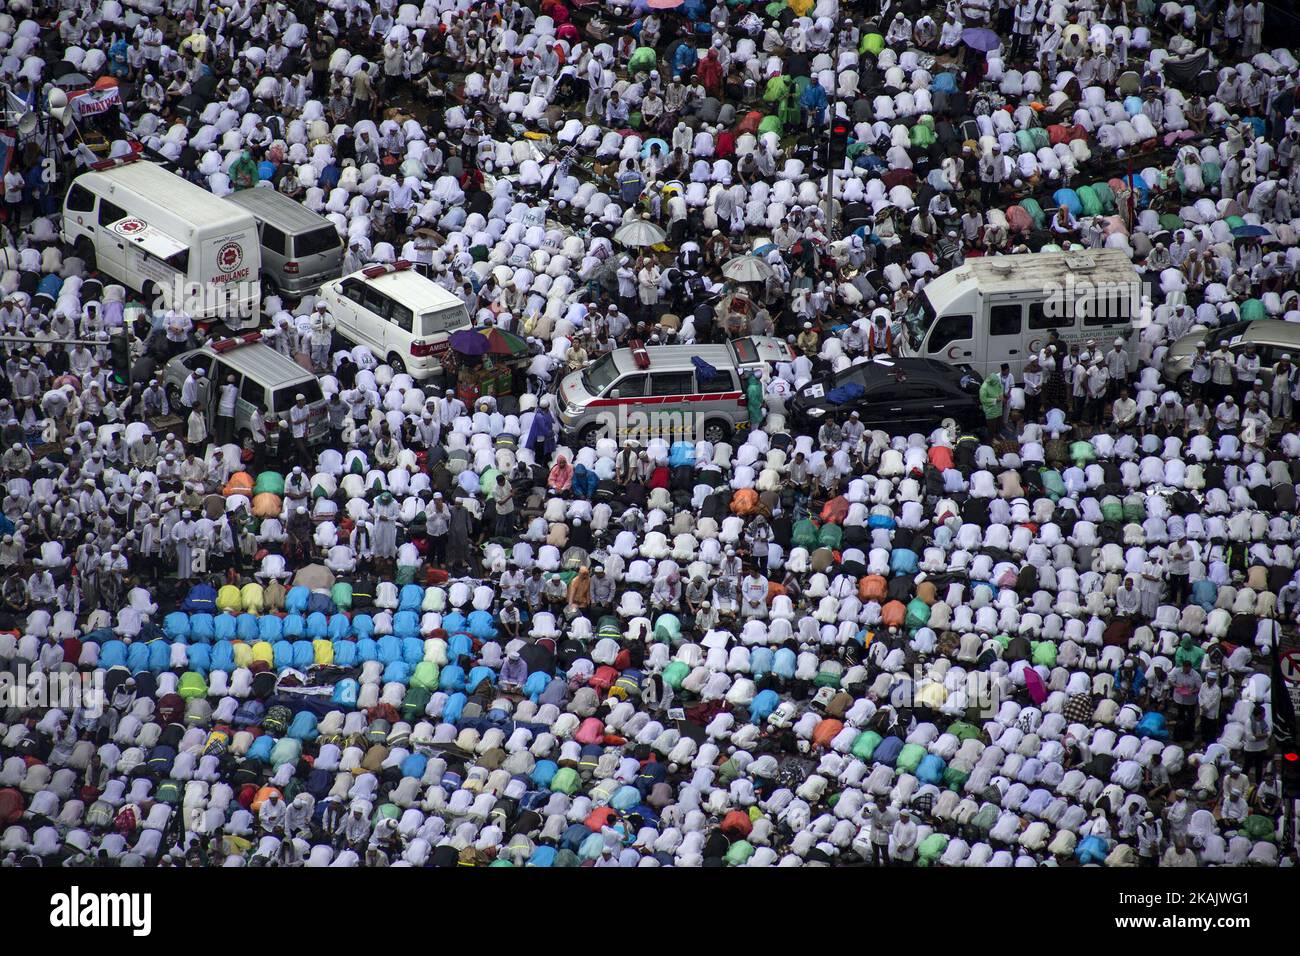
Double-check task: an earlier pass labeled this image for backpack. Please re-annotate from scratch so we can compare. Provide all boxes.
[155,779,182,805]
[262,705,293,736]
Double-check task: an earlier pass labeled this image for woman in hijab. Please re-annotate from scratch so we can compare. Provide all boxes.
[566,566,591,615]
[548,454,574,492]
[979,372,1005,435]
[744,369,765,429]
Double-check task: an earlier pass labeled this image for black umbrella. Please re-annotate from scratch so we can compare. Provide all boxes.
[519,641,555,676]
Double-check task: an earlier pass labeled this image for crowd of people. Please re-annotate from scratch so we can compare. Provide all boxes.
[0,0,1298,868]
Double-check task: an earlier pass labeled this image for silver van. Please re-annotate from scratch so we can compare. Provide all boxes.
[161,334,329,450]
[557,336,794,444]
[223,187,343,297]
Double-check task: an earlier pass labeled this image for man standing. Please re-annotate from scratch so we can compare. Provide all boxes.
[4,163,26,229]
[309,305,335,371]
[890,808,918,866]
[1189,341,1212,399]
[213,374,238,445]
[1170,660,1203,741]
[289,393,311,469]
[979,145,1006,208]
[492,473,514,538]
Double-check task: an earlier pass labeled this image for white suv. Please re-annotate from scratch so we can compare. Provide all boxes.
[319,261,472,379]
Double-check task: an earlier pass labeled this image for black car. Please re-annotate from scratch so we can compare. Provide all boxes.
[788,357,983,433]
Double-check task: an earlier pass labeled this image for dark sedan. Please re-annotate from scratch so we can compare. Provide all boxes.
[788,357,983,432]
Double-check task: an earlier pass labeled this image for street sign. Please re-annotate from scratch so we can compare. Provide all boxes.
[1281,650,1300,685]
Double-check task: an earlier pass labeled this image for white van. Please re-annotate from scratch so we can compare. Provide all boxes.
[62,157,262,329]
[898,249,1142,378]
[318,261,472,379]
[557,336,795,443]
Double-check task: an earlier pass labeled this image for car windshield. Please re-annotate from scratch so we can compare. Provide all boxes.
[1206,321,1248,346]
[580,352,620,395]
[903,292,936,349]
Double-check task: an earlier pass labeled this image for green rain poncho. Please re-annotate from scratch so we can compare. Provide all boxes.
[230,150,258,191]
[745,371,765,428]
[1174,635,1205,669]
[979,373,1004,421]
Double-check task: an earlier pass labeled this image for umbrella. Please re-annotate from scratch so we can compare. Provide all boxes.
[449,329,491,355]
[613,218,667,247]
[1231,224,1270,239]
[478,326,530,356]
[52,71,91,90]
[722,254,774,283]
[291,564,335,591]
[647,0,685,7]
[640,137,669,158]
[960,27,1001,51]
[453,326,530,357]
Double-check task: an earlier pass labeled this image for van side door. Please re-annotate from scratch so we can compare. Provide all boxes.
[987,303,1025,376]
[649,371,694,399]
[384,298,416,360]
[259,222,289,283]
[95,197,130,278]
[209,359,242,422]
[335,278,382,350]
[238,375,268,437]
[1026,300,1076,358]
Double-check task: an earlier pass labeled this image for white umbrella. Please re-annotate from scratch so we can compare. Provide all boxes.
[613,219,667,248]
[722,255,774,284]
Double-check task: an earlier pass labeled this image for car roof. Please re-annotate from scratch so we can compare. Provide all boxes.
[610,344,743,374]
[1242,321,1300,347]
[85,160,249,227]
[347,268,465,311]
[224,187,335,234]
[188,342,315,387]
[922,248,1138,302]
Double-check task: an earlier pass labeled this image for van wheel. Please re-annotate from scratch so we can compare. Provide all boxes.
[387,352,406,375]
[141,280,161,311]
[578,422,608,445]
[75,238,96,272]
[166,385,182,412]
[1177,374,1195,400]
[702,419,731,444]
[237,429,253,449]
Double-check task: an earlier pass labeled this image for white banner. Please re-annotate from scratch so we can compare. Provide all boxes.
[70,86,120,118]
